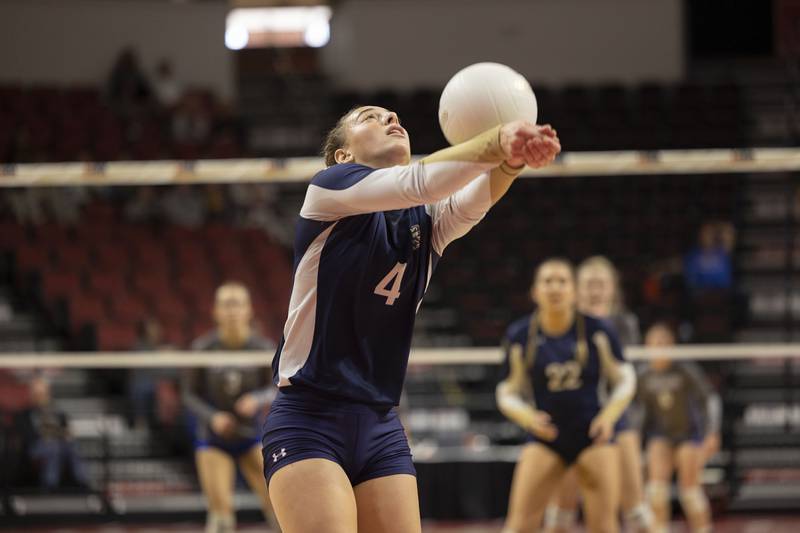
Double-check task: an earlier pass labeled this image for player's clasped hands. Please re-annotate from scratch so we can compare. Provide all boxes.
[527,409,559,441]
[234,393,261,418]
[211,411,238,438]
[500,121,561,169]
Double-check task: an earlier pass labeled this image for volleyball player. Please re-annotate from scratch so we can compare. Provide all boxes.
[545,256,653,533]
[638,323,720,533]
[183,282,277,533]
[261,106,561,533]
[497,258,636,533]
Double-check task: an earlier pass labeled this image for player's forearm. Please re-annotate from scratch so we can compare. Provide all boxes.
[598,363,636,423]
[488,161,524,204]
[705,393,722,434]
[496,381,538,431]
[422,125,507,166]
[182,389,217,424]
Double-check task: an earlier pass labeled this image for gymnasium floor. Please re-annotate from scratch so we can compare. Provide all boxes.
[13,516,800,533]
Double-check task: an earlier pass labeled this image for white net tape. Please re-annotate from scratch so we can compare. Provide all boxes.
[2,148,799,188]
[1,343,799,368]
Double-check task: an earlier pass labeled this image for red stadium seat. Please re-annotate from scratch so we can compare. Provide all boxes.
[153,294,189,323]
[174,241,209,266]
[0,221,26,252]
[54,243,90,271]
[68,295,109,333]
[31,223,71,246]
[87,271,127,295]
[110,292,151,324]
[15,244,51,274]
[94,244,132,271]
[40,269,83,303]
[132,271,174,298]
[96,321,139,351]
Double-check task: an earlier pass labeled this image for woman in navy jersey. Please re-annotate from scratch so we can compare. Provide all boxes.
[262,105,561,533]
[544,256,653,533]
[497,258,636,533]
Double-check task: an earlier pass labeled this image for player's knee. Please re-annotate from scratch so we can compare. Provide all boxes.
[543,504,577,531]
[624,502,654,532]
[678,485,709,515]
[645,481,670,508]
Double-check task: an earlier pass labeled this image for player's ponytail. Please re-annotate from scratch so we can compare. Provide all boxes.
[322,106,362,167]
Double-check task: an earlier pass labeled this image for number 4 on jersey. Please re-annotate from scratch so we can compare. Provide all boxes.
[374,262,407,305]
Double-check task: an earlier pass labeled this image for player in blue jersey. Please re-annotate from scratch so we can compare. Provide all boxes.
[544,256,653,533]
[261,105,562,533]
[497,258,637,533]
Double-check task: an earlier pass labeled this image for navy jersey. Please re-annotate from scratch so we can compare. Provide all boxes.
[273,160,497,406]
[503,313,626,429]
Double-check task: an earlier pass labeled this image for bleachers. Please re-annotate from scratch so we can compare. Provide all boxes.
[423,173,740,345]
[0,85,242,164]
[0,80,752,164]
[1,200,292,351]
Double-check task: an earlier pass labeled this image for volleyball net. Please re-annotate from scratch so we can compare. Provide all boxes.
[1,148,799,518]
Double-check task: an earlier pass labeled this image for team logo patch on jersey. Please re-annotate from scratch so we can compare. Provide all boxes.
[410,224,421,250]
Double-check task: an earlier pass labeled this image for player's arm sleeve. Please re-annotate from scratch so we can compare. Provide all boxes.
[181,368,218,425]
[301,126,507,221]
[496,338,538,431]
[684,362,722,434]
[627,379,646,431]
[428,162,524,255]
[594,328,636,423]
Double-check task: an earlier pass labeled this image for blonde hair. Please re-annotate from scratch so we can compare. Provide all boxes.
[577,255,624,314]
[321,105,362,167]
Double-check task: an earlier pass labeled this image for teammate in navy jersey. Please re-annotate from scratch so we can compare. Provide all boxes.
[261,105,561,533]
[545,256,653,533]
[497,259,636,533]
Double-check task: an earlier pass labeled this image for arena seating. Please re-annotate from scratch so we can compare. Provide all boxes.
[0,81,749,163]
[0,203,292,350]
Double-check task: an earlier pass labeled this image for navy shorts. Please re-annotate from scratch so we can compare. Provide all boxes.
[644,429,703,447]
[615,408,631,433]
[528,422,596,465]
[195,435,261,457]
[261,387,415,486]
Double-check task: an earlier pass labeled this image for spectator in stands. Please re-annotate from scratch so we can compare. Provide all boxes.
[183,281,277,533]
[107,47,153,115]
[160,185,207,228]
[15,375,91,491]
[152,58,183,110]
[683,221,735,291]
[128,317,174,430]
[124,186,161,223]
[172,90,213,146]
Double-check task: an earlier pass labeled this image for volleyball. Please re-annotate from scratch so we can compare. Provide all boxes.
[438,62,538,145]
